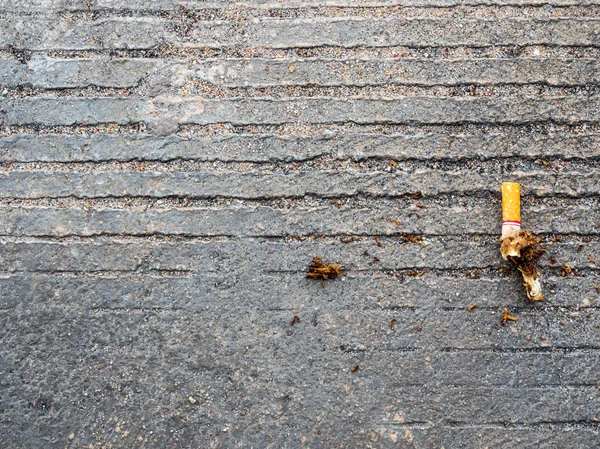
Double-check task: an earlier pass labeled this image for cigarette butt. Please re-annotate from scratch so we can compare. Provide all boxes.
[502,182,521,238]
[500,182,543,302]
[467,303,477,312]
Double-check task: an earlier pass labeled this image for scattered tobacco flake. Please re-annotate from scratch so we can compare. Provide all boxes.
[351,365,359,373]
[306,257,346,288]
[375,237,382,248]
[595,286,600,293]
[416,326,423,332]
[500,309,518,326]
[500,231,545,302]
[589,256,597,264]
[406,270,418,277]
[289,315,301,326]
[416,204,426,209]
[582,237,592,243]
[549,236,563,243]
[390,318,397,328]
[372,256,380,263]
[467,303,477,312]
[561,264,572,277]
[412,191,423,200]
[549,257,558,264]
[401,233,423,243]
[408,212,423,219]
[389,217,403,229]
[340,236,361,243]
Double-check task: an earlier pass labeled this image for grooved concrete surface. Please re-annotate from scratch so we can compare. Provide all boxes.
[1,1,600,448]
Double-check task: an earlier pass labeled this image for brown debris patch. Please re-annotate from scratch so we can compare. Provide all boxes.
[307,257,346,288]
[339,236,361,243]
[289,315,301,326]
[401,233,423,244]
[465,269,481,279]
[500,230,545,302]
[389,318,397,328]
[467,303,477,312]
[351,365,359,373]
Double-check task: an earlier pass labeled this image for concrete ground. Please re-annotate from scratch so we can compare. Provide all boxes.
[1,1,600,447]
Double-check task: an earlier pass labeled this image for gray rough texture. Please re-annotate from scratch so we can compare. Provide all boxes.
[1,1,600,448]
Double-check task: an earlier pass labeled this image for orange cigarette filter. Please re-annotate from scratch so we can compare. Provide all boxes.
[502,182,521,237]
